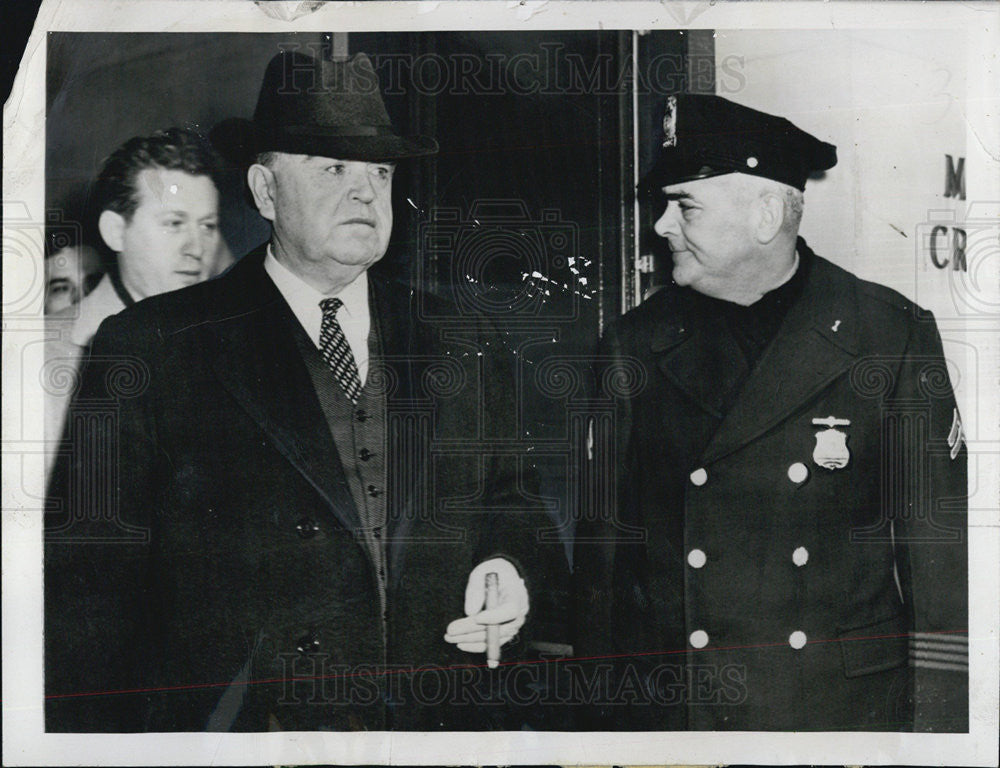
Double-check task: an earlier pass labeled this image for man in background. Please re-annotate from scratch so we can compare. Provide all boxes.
[43,127,223,473]
[574,94,968,732]
[43,242,102,315]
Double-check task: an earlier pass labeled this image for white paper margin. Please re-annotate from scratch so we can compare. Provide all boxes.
[4,1,998,765]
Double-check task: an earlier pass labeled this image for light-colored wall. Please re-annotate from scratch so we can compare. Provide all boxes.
[714,28,980,421]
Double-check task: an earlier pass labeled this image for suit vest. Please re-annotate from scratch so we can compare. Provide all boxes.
[292,313,389,620]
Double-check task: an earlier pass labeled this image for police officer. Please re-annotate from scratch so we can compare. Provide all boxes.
[573,94,968,732]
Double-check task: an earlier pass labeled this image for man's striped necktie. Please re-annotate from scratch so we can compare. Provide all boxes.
[318,297,363,403]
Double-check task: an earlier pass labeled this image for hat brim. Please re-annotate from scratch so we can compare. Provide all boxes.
[637,156,736,199]
[211,118,439,166]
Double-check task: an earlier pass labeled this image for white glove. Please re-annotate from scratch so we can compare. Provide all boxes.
[443,557,529,653]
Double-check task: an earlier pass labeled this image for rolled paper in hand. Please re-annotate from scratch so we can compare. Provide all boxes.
[485,571,500,668]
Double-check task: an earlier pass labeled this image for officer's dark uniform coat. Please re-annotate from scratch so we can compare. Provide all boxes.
[574,240,968,732]
[46,246,565,732]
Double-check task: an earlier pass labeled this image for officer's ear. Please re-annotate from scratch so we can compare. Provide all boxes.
[754,191,784,244]
[247,163,277,222]
[98,209,126,254]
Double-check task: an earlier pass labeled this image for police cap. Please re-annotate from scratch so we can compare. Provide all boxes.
[640,94,837,195]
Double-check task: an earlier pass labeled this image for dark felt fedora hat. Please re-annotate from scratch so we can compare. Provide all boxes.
[211,50,438,164]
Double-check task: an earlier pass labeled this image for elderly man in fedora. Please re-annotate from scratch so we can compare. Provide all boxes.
[573,94,967,732]
[45,51,563,732]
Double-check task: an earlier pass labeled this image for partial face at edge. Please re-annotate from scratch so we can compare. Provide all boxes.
[44,245,102,314]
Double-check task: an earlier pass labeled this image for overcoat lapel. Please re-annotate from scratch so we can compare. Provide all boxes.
[368,270,419,401]
[208,246,361,533]
[367,271,424,577]
[700,255,861,465]
[651,300,750,420]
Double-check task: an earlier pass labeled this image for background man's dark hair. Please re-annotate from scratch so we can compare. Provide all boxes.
[94,127,223,220]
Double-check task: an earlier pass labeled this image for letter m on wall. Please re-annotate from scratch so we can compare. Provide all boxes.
[944,155,965,200]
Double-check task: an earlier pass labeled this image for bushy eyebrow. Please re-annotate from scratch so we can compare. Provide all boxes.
[304,156,396,168]
[662,191,694,202]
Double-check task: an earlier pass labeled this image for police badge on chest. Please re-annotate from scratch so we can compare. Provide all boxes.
[811,416,851,469]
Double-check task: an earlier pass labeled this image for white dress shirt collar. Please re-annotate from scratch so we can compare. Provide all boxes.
[263,245,371,382]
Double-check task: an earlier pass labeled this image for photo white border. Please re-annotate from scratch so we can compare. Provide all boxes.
[4,1,998,765]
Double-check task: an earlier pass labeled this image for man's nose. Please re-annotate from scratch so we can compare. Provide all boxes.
[349,168,377,203]
[183,223,206,259]
[653,202,680,238]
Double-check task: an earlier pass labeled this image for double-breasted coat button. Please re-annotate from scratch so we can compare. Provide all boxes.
[690,468,708,486]
[355,409,368,422]
[295,518,320,539]
[787,462,809,483]
[687,549,707,568]
[359,448,373,461]
[296,634,320,654]
[792,546,809,566]
[689,630,709,648]
[789,631,808,649]
[367,485,381,498]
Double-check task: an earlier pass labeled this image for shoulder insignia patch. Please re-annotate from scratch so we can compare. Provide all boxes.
[947,407,965,460]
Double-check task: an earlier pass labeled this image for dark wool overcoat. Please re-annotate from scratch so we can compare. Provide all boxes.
[46,245,567,732]
[573,241,968,732]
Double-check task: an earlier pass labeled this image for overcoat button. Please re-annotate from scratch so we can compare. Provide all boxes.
[690,468,708,486]
[792,546,809,567]
[687,549,707,568]
[689,630,709,648]
[295,518,320,539]
[359,448,373,461]
[296,634,320,654]
[789,631,808,649]
[787,462,809,483]
[367,485,381,498]
[356,409,368,422]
